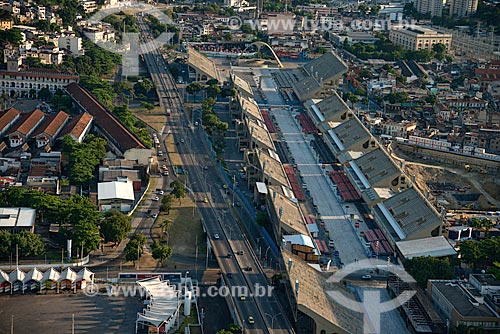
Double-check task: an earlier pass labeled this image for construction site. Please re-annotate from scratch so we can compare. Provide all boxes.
[391,145,500,212]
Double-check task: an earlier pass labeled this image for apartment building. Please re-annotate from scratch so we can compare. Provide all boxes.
[389,26,452,51]
[414,0,443,17]
[450,0,478,17]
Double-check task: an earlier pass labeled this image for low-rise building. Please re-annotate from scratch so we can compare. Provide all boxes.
[0,207,36,233]
[428,277,500,330]
[8,109,45,148]
[0,67,79,97]
[389,26,452,51]
[0,18,13,30]
[97,178,135,213]
[32,111,69,148]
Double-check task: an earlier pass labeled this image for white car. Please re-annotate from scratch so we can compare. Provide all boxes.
[213,233,220,240]
[361,274,372,280]
[158,190,164,195]
[180,139,185,143]
[152,196,159,201]
[151,213,158,219]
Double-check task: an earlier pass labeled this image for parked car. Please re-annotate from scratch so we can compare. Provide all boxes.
[213,233,220,240]
[248,317,254,324]
[152,196,159,201]
[151,213,158,219]
[361,274,372,280]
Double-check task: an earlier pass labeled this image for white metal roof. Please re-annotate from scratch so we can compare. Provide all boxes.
[59,267,77,282]
[9,268,25,283]
[98,180,135,201]
[0,207,35,228]
[23,267,43,283]
[256,182,268,194]
[41,267,60,282]
[396,236,457,259]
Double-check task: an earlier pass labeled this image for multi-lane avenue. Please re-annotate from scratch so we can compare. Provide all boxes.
[136,14,294,334]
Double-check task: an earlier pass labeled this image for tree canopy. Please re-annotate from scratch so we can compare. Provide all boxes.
[170,180,187,203]
[125,234,147,262]
[62,134,107,186]
[404,256,455,288]
[101,210,132,245]
[151,242,173,265]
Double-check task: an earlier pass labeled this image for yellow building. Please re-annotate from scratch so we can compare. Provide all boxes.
[389,26,452,51]
[0,18,13,31]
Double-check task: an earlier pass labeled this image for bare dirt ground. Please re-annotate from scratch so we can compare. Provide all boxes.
[132,104,167,132]
[391,147,500,210]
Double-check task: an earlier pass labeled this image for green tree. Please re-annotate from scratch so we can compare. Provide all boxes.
[38,87,52,101]
[170,179,187,204]
[160,194,174,214]
[206,84,222,98]
[240,23,253,34]
[134,78,154,97]
[459,240,483,269]
[0,230,11,258]
[186,82,203,102]
[101,210,132,245]
[63,134,106,186]
[425,94,438,105]
[151,242,173,265]
[125,234,147,263]
[12,231,45,257]
[73,220,101,255]
[404,256,455,288]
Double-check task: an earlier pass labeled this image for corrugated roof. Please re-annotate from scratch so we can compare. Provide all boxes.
[33,111,69,138]
[65,83,146,153]
[98,180,135,201]
[0,108,21,131]
[9,109,45,136]
[59,112,93,140]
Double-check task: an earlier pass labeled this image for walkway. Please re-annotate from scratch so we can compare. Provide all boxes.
[271,107,368,265]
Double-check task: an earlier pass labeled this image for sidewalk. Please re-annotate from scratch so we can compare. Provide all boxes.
[86,177,164,267]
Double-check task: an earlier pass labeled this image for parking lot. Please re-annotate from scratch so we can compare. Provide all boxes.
[0,292,142,334]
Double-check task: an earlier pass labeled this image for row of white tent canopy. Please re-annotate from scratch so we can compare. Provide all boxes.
[0,267,94,292]
[135,277,181,334]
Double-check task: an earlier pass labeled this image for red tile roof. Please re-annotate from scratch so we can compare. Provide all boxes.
[65,83,146,152]
[59,112,93,140]
[33,111,69,139]
[475,68,500,81]
[0,108,21,132]
[9,109,45,136]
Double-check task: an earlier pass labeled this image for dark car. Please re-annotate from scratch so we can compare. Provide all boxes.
[244,266,252,271]
[227,253,232,258]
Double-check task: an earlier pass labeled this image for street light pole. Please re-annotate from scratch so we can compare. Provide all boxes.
[265,312,281,329]
[232,175,236,206]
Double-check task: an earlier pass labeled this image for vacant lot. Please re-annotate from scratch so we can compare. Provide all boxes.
[132,104,166,133]
[152,196,206,264]
[0,292,142,334]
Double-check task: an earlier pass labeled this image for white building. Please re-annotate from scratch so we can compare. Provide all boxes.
[0,207,36,233]
[79,0,98,13]
[98,178,135,213]
[0,67,79,97]
[57,36,83,56]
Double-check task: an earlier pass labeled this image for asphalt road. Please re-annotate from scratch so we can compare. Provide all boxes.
[137,17,293,334]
